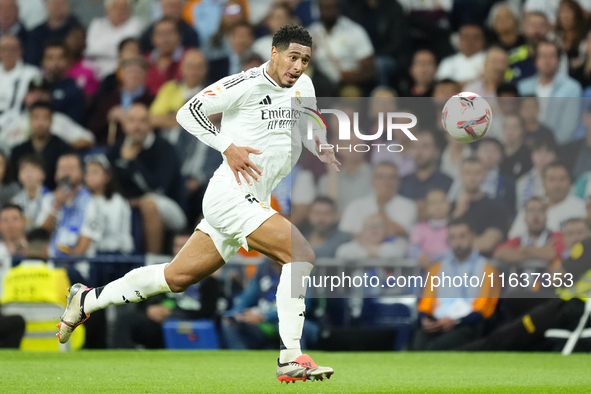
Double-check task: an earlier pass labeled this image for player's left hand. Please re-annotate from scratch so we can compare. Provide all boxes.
[315,135,340,172]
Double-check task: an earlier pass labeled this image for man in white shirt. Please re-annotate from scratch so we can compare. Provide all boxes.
[308,0,375,87]
[85,0,144,79]
[436,24,486,83]
[509,162,587,238]
[340,162,418,238]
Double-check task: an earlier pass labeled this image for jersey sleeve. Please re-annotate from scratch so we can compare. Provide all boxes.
[176,73,252,153]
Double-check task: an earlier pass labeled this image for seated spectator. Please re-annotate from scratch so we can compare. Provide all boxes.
[11,154,48,230]
[489,3,526,52]
[208,21,254,82]
[432,79,462,135]
[500,114,532,180]
[414,218,499,351]
[0,150,19,206]
[41,41,86,125]
[435,24,486,83]
[37,154,101,259]
[449,139,516,215]
[0,0,27,45]
[64,27,100,97]
[519,96,555,149]
[440,131,472,180]
[340,162,417,238]
[303,196,350,258]
[555,0,586,67]
[570,31,591,89]
[88,57,154,145]
[308,0,376,90]
[336,214,408,259]
[0,204,27,256]
[140,0,199,53]
[95,37,142,99]
[561,107,591,180]
[0,35,41,131]
[85,0,144,79]
[108,103,186,254]
[517,40,582,144]
[111,230,222,349]
[464,47,509,106]
[486,83,521,141]
[318,135,373,213]
[494,197,565,265]
[9,101,73,190]
[516,136,558,211]
[222,259,318,350]
[508,12,550,83]
[252,3,293,62]
[0,80,94,150]
[145,17,187,96]
[510,162,587,238]
[408,189,451,271]
[24,0,81,66]
[450,158,509,256]
[400,131,452,219]
[397,49,437,98]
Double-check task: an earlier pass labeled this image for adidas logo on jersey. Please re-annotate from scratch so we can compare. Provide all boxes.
[259,95,272,105]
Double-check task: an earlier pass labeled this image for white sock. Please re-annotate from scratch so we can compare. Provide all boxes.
[83,263,171,314]
[276,262,313,363]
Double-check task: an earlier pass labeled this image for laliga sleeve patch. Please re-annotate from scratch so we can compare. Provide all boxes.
[570,242,584,260]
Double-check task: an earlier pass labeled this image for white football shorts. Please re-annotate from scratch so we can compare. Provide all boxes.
[196,176,277,262]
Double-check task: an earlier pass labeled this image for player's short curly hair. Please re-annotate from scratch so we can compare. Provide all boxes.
[272,24,313,51]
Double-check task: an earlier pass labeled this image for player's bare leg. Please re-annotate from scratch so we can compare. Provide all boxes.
[57,230,224,343]
[246,214,334,383]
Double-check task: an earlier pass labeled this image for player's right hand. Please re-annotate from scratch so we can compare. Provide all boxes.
[223,144,263,186]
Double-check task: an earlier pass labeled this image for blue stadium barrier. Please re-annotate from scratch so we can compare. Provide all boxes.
[162,319,220,349]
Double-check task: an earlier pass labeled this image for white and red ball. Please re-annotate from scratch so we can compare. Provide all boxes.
[441,92,493,143]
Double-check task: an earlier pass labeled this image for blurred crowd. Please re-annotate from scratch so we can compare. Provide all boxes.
[1,0,591,351]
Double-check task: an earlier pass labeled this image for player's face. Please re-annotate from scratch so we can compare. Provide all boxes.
[270,43,311,87]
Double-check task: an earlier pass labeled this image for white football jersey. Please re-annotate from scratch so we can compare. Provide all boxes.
[177,61,324,203]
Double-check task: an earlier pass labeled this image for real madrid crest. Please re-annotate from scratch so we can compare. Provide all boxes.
[295,90,302,106]
[259,202,271,212]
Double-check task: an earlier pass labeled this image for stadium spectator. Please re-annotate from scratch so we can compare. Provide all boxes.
[432,79,462,135]
[561,107,591,180]
[435,24,486,83]
[85,0,144,79]
[519,96,555,149]
[408,189,451,270]
[140,0,199,53]
[440,131,472,181]
[500,114,532,180]
[40,41,86,125]
[111,230,222,349]
[489,4,526,52]
[0,0,27,45]
[516,136,558,211]
[308,0,376,90]
[0,35,41,132]
[24,0,81,66]
[318,135,373,213]
[273,164,317,228]
[64,27,100,97]
[487,83,520,141]
[347,0,406,87]
[509,12,550,82]
[463,47,509,106]
[400,131,452,219]
[0,204,27,256]
[509,162,587,238]
[37,154,101,259]
[340,162,418,238]
[0,80,94,150]
[208,20,254,82]
[9,101,73,190]
[555,0,587,66]
[11,154,48,230]
[0,150,19,207]
[517,40,582,144]
[94,37,142,99]
[252,3,293,62]
[414,218,499,351]
[397,49,437,98]
[107,103,186,254]
[88,57,154,146]
[494,197,565,265]
[570,31,591,89]
[303,197,349,259]
[145,17,186,96]
[450,158,509,256]
[222,259,318,350]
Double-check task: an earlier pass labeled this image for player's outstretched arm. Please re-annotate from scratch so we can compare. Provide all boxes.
[314,135,340,172]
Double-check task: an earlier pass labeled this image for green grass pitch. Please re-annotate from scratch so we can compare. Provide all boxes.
[1,350,590,393]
